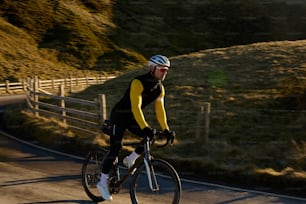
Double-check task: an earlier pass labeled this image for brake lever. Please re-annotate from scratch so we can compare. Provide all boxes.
[153,131,169,148]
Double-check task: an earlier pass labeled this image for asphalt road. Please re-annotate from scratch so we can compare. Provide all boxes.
[0,94,26,113]
[1,131,306,204]
[0,94,26,105]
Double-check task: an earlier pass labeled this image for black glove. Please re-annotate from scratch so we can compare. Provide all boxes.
[163,129,176,144]
[142,127,156,140]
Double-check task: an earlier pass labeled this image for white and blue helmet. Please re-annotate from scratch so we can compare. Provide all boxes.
[148,55,170,68]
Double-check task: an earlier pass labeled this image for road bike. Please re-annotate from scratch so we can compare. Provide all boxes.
[81,131,182,203]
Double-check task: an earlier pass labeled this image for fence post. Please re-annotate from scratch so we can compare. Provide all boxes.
[27,77,31,87]
[59,84,66,124]
[64,78,67,88]
[5,80,10,93]
[28,77,33,96]
[22,79,27,92]
[98,94,107,125]
[26,77,30,92]
[204,102,211,143]
[34,76,40,88]
[195,102,211,144]
[69,74,73,93]
[52,79,55,90]
[98,75,101,83]
[195,106,204,141]
[86,76,89,85]
[33,77,39,117]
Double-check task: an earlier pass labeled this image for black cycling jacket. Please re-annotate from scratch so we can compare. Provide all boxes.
[110,72,169,130]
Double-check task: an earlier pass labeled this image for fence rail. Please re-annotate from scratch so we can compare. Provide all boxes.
[21,75,211,141]
[0,75,115,94]
[17,75,109,135]
[0,81,26,93]
[26,78,107,135]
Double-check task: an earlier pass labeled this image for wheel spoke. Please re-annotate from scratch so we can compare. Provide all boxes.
[130,159,181,204]
[82,149,108,202]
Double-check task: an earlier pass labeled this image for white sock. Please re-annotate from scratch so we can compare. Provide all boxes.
[99,173,108,186]
[128,151,139,162]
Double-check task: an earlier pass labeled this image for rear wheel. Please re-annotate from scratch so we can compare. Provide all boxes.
[130,159,181,204]
[81,149,108,202]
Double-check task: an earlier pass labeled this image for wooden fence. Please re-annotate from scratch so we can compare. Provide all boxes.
[0,80,26,93]
[195,103,211,143]
[0,75,115,94]
[26,82,107,135]
[21,75,112,135]
[23,75,210,142]
[26,84,211,141]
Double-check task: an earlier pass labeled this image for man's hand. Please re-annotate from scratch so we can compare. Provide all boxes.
[163,129,176,144]
[142,127,156,140]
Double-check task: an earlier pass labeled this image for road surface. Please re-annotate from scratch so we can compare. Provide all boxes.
[0,94,26,112]
[1,131,306,204]
[0,94,26,105]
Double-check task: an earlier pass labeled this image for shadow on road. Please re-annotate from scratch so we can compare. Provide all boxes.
[20,200,96,204]
[0,175,80,188]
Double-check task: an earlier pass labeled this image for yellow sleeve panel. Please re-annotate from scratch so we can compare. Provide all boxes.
[155,85,169,131]
[130,79,149,129]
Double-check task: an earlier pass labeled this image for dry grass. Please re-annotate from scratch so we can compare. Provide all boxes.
[1,1,306,195]
[2,40,306,195]
[0,17,97,81]
[2,0,306,81]
[69,40,306,186]
[0,1,146,81]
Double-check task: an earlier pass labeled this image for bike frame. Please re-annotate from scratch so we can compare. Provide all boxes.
[82,131,181,203]
[111,136,159,192]
[143,137,159,191]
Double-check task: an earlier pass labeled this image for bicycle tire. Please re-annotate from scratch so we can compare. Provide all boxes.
[81,148,108,202]
[130,159,182,204]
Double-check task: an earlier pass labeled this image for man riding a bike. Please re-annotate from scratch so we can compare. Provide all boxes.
[97,55,176,201]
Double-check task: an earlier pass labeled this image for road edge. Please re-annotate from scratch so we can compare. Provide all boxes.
[1,129,306,202]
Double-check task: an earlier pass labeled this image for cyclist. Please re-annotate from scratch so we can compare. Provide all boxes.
[97,55,176,200]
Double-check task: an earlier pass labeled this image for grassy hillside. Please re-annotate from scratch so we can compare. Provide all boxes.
[1,0,306,196]
[0,0,147,81]
[2,40,305,196]
[73,40,306,196]
[1,0,306,81]
[75,40,306,174]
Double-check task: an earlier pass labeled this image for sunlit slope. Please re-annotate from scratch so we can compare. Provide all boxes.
[79,40,306,181]
[0,0,145,81]
[1,0,306,81]
[2,39,305,195]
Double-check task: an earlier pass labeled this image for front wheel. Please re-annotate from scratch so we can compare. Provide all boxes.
[130,159,181,204]
[81,149,108,202]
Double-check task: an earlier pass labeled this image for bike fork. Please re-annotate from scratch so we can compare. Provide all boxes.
[144,157,159,192]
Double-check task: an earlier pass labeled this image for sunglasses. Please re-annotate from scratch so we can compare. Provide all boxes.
[156,66,169,73]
